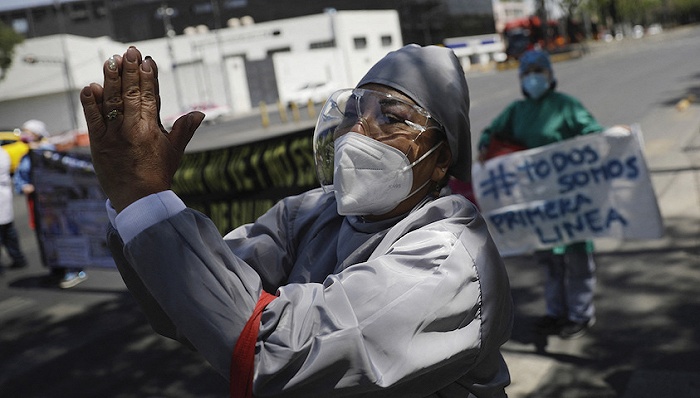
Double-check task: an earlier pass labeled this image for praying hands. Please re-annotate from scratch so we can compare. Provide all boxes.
[79,46,205,212]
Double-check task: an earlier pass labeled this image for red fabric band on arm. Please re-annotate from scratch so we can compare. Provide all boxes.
[230,290,277,398]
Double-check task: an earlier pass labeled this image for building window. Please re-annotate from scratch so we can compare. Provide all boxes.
[94,2,108,18]
[31,8,47,23]
[310,40,335,49]
[224,0,248,9]
[192,3,214,14]
[267,47,291,56]
[68,3,89,22]
[12,18,28,34]
[381,35,392,47]
[353,37,367,49]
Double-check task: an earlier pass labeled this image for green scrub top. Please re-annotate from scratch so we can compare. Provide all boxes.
[479,90,603,150]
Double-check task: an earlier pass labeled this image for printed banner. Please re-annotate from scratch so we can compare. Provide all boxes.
[471,126,663,255]
[29,126,319,268]
[31,149,114,269]
[173,127,318,234]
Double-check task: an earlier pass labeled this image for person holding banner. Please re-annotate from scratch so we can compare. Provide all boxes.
[80,45,514,397]
[14,120,88,288]
[477,49,605,339]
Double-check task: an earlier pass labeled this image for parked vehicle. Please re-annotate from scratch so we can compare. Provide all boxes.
[286,82,338,108]
[502,16,571,60]
[163,102,231,129]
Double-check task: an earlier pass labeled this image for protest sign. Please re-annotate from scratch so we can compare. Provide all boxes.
[31,149,114,269]
[27,126,318,269]
[471,126,663,255]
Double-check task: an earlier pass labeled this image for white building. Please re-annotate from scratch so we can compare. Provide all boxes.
[442,1,540,70]
[492,0,537,32]
[0,9,402,134]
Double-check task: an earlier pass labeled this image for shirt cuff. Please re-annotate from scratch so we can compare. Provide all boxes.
[108,190,186,244]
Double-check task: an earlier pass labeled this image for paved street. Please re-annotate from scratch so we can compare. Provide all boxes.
[499,25,700,398]
[0,204,230,397]
[1,25,699,397]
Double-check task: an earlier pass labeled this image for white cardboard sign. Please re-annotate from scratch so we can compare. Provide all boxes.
[471,126,663,255]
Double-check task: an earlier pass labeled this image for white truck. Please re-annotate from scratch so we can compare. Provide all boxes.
[443,33,507,71]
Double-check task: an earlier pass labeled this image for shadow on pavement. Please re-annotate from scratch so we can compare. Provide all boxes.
[0,292,228,397]
[1,217,696,397]
[505,214,700,397]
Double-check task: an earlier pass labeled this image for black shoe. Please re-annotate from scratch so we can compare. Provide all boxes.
[534,315,567,335]
[559,318,595,339]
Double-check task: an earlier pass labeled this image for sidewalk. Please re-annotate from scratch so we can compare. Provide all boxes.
[501,81,700,397]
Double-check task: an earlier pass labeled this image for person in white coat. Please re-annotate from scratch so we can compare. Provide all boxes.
[80,44,514,397]
[0,146,27,269]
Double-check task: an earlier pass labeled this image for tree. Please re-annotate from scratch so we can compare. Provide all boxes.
[0,21,24,81]
[671,0,700,23]
[574,0,700,26]
[556,0,587,16]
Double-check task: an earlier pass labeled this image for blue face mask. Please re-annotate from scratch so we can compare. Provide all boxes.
[521,73,551,99]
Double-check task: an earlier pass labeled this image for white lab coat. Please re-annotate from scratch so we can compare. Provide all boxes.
[0,148,14,225]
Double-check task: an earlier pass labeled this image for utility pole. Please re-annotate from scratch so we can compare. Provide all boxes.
[53,0,79,130]
[157,3,185,111]
[537,0,549,49]
[210,0,234,113]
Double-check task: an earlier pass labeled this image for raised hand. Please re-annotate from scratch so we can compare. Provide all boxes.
[80,46,205,212]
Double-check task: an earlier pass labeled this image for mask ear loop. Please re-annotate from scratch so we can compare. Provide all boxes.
[401,139,444,172]
[401,123,444,167]
[397,140,446,205]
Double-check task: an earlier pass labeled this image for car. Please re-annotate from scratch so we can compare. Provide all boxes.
[633,25,645,39]
[0,129,30,174]
[163,102,231,129]
[285,82,338,108]
[647,23,663,35]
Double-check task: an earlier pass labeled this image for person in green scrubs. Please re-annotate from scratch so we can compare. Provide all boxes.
[478,49,603,339]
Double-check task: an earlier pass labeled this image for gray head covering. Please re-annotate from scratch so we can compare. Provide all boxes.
[356,44,472,182]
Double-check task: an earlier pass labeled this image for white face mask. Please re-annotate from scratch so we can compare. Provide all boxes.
[333,132,442,216]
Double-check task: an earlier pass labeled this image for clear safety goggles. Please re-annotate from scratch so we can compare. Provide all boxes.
[313,88,441,190]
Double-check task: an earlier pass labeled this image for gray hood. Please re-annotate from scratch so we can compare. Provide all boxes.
[357,44,472,182]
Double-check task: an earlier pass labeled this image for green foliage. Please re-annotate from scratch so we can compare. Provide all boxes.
[617,0,663,24]
[0,21,24,81]
[558,0,586,15]
[559,0,700,24]
[674,0,700,11]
